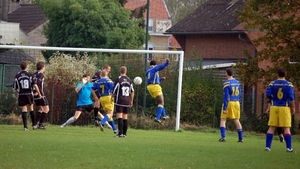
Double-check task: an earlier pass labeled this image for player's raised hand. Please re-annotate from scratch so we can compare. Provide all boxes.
[82,77,88,84]
[161,77,166,80]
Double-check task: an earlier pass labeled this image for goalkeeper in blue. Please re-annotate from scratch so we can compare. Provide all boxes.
[146,59,170,123]
[265,68,295,152]
[219,68,243,142]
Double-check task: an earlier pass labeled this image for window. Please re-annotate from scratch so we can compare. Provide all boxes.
[148,19,153,32]
[143,43,155,61]
[148,47,153,61]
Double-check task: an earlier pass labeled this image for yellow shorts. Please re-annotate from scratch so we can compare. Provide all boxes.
[100,95,114,112]
[147,84,162,98]
[268,106,291,127]
[221,101,240,119]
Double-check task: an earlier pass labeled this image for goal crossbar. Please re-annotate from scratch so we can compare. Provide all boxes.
[0,45,184,131]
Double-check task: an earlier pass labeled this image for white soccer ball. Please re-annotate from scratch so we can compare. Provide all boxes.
[133,76,143,85]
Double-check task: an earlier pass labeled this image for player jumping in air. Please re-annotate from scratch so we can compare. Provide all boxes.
[146,59,170,123]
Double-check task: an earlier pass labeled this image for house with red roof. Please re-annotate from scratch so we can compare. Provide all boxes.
[166,0,260,114]
[124,0,181,60]
[166,0,255,67]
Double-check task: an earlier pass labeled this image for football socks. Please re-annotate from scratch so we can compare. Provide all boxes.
[36,112,42,124]
[220,127,226,139]
[22,112,27,128]
[40,112,46,124]
[118,118,123,135]
[284,134,292,149]
[237,129,243,141]
[30,111,35,126]
[161,108,167,117]
[108,120,117,131]
[155,105,164,120]
[94,107,98,119]
[65,117,75,125]
[123,119,128,136]
[101,115,109,125]
[265,133,273,149]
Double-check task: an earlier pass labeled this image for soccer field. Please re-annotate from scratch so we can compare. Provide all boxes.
[0,125,299,169]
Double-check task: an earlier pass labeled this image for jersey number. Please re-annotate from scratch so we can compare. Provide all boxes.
[277,88,283,99]
[231,86,239,96]
[100,85,105,94]
[121,86,130,96]
[20,79,29,89]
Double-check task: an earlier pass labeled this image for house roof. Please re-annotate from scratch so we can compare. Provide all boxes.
[7,4,47,34]
[124,0,181,49]
[124,0,170,19]
[166,0,245,34]
[0,50,35,64]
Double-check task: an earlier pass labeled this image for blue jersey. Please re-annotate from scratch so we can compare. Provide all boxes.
[222,78,241,111]
[146,62,169,84]
[92,77,114,96]
[76,82,93,106]
[266,79,294,106]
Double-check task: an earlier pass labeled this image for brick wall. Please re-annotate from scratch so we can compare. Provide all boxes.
[184,34,256,60]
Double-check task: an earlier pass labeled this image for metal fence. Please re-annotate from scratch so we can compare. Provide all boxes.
[0,69,299,133]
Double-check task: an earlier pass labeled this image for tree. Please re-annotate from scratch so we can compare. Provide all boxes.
[34,0,145,50]
[117,0,127,7]
[165,0,208,24]
[237,0,300,87]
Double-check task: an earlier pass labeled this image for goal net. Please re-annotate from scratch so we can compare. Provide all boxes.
[0,45,184,131]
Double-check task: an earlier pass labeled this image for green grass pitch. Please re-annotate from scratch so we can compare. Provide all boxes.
[0,125,299,169]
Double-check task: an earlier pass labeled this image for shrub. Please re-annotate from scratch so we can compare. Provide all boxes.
[0,114,22,125]
[0,88,18,115]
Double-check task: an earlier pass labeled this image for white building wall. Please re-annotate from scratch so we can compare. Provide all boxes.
[0,22,28,45]
[19,29,28,45]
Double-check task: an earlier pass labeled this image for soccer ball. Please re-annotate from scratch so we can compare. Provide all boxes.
[133,76,142,85]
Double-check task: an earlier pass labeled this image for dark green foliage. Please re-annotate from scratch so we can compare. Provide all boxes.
[179,60,223,127]
[0,88,18,115]
[34,0,146,59]
[237,0,300,87]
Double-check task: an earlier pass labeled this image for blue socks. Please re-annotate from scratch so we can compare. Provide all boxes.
[109,120,117,131]
[220,127,226,139]
[161,108,167,117]
[155,105,164,120]
[100,115,109,125]
[219,127,243,141]
[266,133,273,148]
[284,134,292,149]
[237,129,243,141]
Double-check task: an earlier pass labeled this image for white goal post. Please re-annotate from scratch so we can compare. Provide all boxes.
[0,45,184,131]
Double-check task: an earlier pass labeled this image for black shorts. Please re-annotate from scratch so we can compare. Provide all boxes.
[115,106,130,114]
[34,96,49,106]
[76,104,94,112]
[18,94,33,106]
